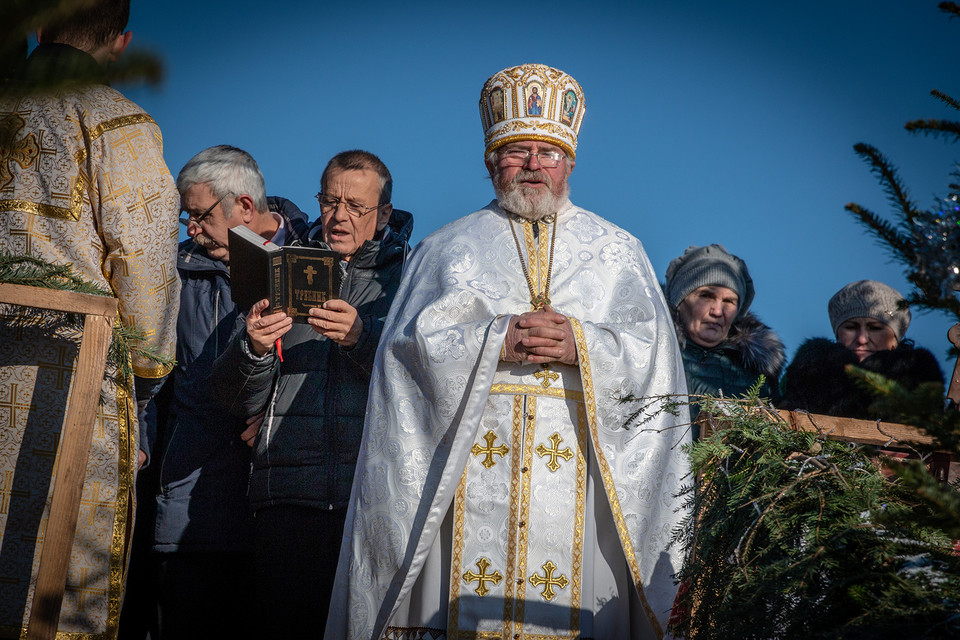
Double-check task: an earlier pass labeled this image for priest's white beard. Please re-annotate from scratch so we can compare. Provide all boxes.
[493,167,570,221]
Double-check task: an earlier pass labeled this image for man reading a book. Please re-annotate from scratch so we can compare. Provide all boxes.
[210,150,415,637]
[149,145,309,639]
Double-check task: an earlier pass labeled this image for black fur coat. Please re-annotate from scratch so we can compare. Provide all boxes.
[779,338,944,420]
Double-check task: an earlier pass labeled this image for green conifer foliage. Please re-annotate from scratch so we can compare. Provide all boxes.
[671,397,960,639]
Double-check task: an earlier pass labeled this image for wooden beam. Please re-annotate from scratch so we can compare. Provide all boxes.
[0,283,117,317]
[698,407,942,448]
[0,284,118,640]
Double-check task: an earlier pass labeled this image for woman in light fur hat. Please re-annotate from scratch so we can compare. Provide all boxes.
[780,280,943,419]
[665,244,785,434]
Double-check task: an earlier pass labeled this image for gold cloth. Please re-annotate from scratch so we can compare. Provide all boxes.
[0,78,179,638]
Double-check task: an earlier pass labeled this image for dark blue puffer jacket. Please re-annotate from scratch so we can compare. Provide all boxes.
[209,208,413,512]
[152,197,308,552]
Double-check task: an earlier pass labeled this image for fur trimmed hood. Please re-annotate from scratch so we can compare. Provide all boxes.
[672,309,786,381]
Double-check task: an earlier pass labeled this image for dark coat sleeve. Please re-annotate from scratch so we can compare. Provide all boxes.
[208,314,281,419]
[779,338,864,417]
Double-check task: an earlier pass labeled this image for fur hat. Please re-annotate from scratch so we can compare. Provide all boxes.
[665,244,755,318]
[479,63,585,159]
[828,280,910,340]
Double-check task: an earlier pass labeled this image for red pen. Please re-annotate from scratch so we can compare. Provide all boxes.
[275,338,283,362]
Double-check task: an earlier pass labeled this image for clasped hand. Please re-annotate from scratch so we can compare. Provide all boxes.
[502,306,577,365]
[245,298,362,356]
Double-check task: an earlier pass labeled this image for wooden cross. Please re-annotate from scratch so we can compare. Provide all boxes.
[303,264,318,285]
[533,363,559,389]
[529,560,568,601]
[0,112,40,190]
[535,433,574,472]
[462,557,503,597]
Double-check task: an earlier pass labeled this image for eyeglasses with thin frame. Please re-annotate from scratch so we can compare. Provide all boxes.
[315,193,381,218]
[179,195,226,227]
[499,149,566,169]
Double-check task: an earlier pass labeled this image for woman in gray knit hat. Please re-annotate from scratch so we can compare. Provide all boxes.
[665,244,785,433]
[780,280,943,418]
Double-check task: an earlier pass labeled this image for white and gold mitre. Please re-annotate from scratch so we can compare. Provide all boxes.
[479,63,585,159]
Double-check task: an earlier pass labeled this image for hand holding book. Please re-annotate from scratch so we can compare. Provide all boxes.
[246,298,294,356]
[307,299,362,348]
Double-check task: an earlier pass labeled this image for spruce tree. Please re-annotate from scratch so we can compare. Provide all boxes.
[670,5,960,637]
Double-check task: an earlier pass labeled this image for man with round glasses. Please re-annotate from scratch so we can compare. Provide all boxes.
[329,65,688,640]
[211,149,413,637]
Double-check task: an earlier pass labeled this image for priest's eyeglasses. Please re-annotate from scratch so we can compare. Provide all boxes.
[316,193,380,217]
[179,195,225,226]
[500,149,566,168]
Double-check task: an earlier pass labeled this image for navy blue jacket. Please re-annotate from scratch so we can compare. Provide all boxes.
[153,197,308,552]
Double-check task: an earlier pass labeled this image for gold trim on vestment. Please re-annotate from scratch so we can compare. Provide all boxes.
[0,199,80,222]
[513,395,537,638]
[132,361,174,378]
[570,403,588,633]
[501,395,524,635]
[1,114,155,226]
[570,319,663,640]
[87,114,156,141]
[105,367,135,638]
[489,383,583,402]
[447,467,469,635]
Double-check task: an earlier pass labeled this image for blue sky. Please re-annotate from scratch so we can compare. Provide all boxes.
[121,0,959,374]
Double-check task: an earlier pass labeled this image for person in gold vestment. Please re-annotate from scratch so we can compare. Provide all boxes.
[327,64,690,640]
[0,1,179,637]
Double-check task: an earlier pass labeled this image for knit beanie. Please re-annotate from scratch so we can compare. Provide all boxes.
[828,280,910,340]
[665,244,755,318]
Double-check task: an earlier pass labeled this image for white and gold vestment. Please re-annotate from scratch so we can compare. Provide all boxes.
[0,76,179,638]
[327,201,689,640]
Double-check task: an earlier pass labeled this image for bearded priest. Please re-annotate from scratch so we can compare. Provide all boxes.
[326,63,690,640]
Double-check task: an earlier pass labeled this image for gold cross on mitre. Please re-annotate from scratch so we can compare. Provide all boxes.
[535,432,574,472]
[463,557,503,596]
[471,431,509,469]
[529,560,569,601]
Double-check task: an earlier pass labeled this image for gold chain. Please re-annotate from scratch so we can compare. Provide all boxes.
[508,214,557,310]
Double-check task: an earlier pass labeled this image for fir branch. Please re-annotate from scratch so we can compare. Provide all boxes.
[669,397,960,639]
[851,143,923,223]
[0,251,174,380]
[844,202,916,263]
[904,118,960,143]
[929,89,960,111]
[939,2,960,20]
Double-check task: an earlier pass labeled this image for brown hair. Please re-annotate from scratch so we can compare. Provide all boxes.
[321,150,392,206]
[41,0,130,52]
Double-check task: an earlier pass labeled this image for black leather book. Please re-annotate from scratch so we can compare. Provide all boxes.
[228,225,341,322]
